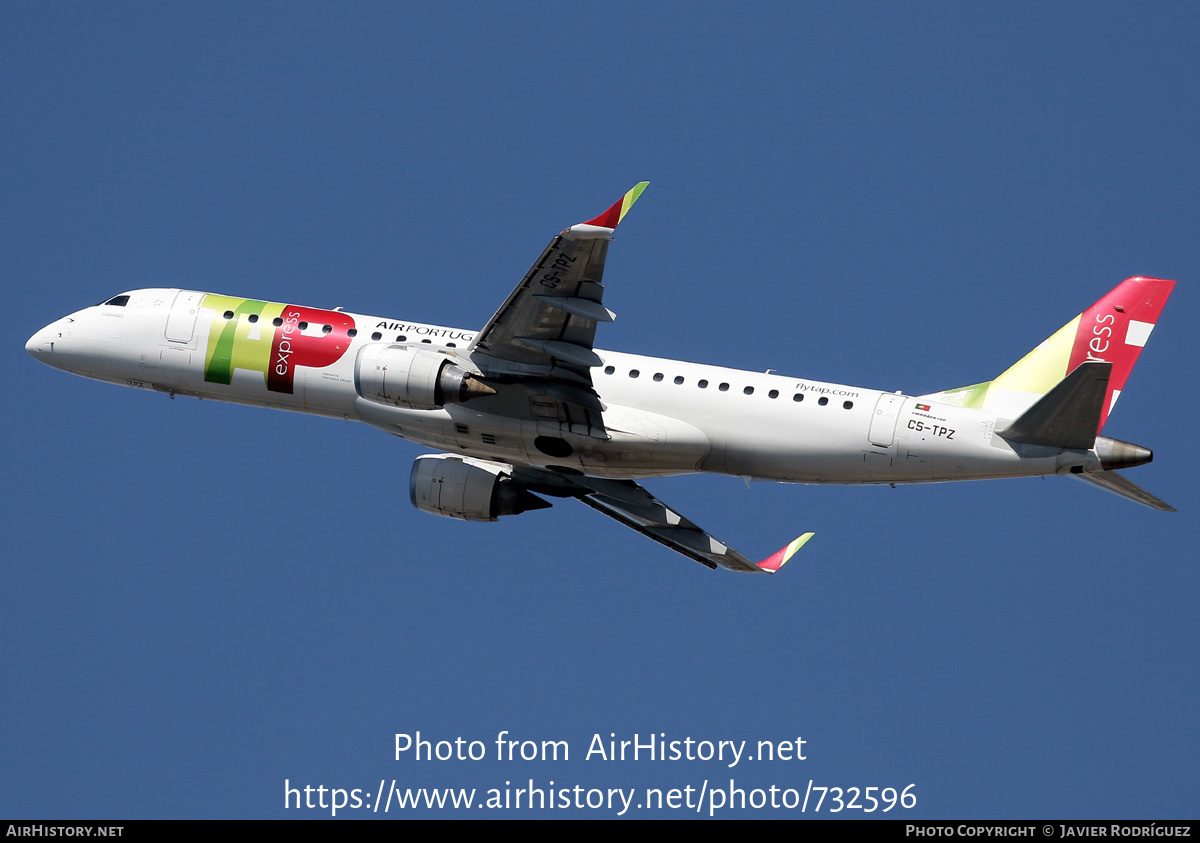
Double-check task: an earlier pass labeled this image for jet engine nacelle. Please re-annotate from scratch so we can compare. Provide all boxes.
[355,344,495,410]
[409,454,551,522]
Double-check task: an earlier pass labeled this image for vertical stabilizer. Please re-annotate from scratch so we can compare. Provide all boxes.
[921,277,1175,429]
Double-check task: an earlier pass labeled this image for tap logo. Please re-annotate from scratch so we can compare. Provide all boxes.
[200,295,356,394]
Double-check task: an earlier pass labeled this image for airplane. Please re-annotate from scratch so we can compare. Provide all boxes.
[25,182,1176,574]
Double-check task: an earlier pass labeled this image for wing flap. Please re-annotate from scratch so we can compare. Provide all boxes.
[528,393,607,439]
[578,495,723,571]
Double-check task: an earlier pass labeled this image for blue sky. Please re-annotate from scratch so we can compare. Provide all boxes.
[3,2,1197,818]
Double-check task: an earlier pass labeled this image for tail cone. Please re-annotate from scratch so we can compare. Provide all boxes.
[1094,436,1153,470]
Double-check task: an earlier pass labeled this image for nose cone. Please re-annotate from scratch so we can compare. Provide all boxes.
[26,316,77,370]
[26,326,49,359]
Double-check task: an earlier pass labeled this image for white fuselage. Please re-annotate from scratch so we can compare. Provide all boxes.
[27,288,1082,486]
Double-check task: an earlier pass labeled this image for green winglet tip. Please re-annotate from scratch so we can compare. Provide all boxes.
[617,181,650,224]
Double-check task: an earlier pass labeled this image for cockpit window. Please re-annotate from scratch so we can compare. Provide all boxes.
[102,295,130,307]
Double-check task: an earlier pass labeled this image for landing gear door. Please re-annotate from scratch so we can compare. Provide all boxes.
[165,290,202,345]
[869,393,906,448]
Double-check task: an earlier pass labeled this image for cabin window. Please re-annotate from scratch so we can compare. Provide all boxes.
[793,394,804,402]
[653,373,664,382]
[347,328,357,338]
[322,324,332,334]
[629,369,640,378]
[397,335,407,342]
[223,311,234,320]
[674,376,684,385]
[421,339,431,343]
[371,332,382,340]
[248,314,259,323]
[298,321,308,330]
[446,342,455,347]
[769,389,779,399]
[818,397,829,406]
[843,400,853,409]
[274,318,284,327]
[698,379,709,389]
[718,383,729,392]
[743,386,754,395]
[604,366,615,375]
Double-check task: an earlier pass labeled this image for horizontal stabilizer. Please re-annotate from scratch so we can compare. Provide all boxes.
[1074,470,1176,512]
[999,361,1111,450]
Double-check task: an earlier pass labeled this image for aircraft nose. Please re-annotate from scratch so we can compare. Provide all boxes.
[26,328,46,358]
[26,320,68,363]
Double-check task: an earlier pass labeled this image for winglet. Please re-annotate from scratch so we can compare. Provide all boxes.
[756,532,815,574]
[582,181,650,229]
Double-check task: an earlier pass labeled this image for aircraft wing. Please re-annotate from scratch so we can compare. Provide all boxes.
[512,467,813,574]
[467,182,648,388]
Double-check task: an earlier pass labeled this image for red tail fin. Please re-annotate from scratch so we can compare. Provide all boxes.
[1067,277,1174,429]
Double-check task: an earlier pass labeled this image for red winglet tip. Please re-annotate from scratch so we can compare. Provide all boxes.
[582,197,624,229]
[581,182,649,229]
